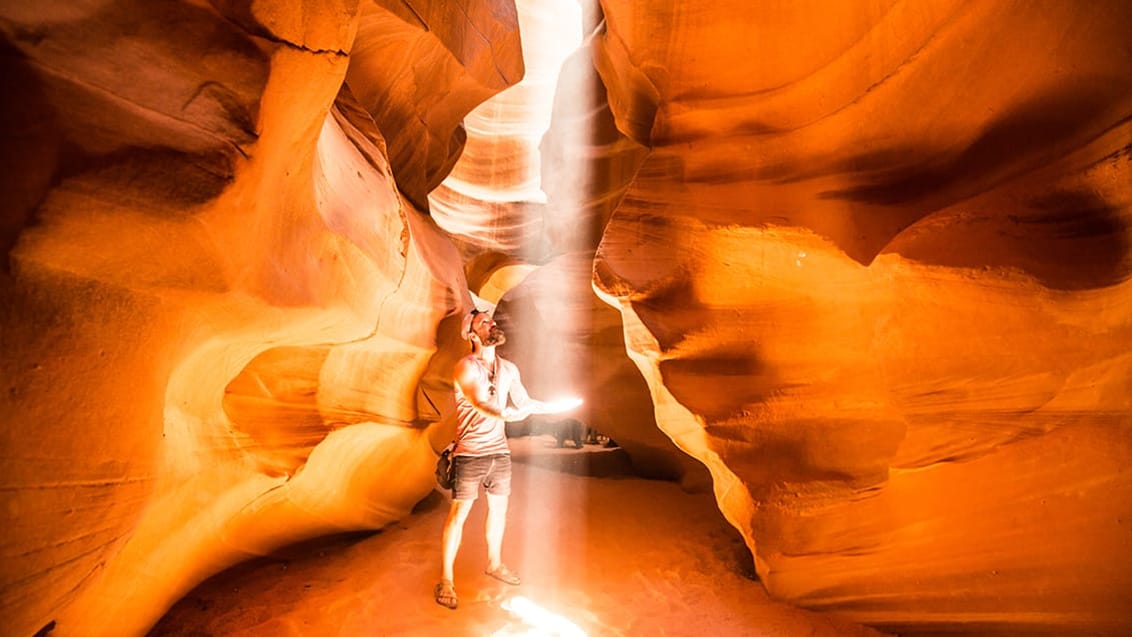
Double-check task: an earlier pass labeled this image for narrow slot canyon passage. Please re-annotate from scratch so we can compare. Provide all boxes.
[2,1,1131,636]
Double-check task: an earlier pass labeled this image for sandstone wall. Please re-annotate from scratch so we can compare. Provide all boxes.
[0,2,520,634]
[591,1,1132,633]
[2,1,1131,635]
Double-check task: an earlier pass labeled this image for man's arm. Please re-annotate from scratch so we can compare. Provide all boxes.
[504,362,582,419]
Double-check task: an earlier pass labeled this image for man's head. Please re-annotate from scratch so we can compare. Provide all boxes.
[462,308,506,347]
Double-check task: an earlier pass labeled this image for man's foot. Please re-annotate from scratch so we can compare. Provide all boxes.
[485,564,521,585]
[434,580,457,609]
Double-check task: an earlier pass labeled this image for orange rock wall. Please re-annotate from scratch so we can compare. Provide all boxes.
[1,0,1131,635]
[1,1,518,635]
[592,0,1132,633]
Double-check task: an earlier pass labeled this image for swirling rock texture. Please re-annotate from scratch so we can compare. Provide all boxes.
[592,0,1132,635]
[0,2,1129,637]
[0,1,518,635]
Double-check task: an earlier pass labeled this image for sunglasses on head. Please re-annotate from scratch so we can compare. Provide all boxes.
[468,308,484,336]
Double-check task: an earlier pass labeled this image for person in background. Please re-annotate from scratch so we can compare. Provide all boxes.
[435,308,582,610]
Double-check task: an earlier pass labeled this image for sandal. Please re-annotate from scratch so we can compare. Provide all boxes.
[434,580,457,609]
[485,564,521,585]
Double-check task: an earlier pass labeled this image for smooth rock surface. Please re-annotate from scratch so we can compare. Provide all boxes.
[1,1,1130,635]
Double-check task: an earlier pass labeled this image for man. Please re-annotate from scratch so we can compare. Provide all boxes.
[435,308,582,610]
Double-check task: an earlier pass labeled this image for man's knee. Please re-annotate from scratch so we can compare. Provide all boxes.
[446,500,474,523]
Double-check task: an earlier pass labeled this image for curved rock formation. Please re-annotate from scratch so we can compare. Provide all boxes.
[346,0,523,211]
[1,1,520,635]
[2,0,1131,635]
[592,0,1132,633]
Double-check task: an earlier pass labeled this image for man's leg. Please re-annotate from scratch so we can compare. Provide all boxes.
[484,492,509,571]
[441,499,474,584]
[437,498,473,609]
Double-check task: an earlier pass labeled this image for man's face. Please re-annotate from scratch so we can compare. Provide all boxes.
[471,312,506,347]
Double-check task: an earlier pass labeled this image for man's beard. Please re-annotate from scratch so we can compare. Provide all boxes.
[482,326,507,346]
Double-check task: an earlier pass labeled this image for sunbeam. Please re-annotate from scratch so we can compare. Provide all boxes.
[493,595,588,637]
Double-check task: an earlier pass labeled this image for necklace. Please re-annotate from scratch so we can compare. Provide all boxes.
[477,356,498,397]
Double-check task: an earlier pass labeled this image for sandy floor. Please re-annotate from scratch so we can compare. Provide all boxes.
[150,436,887,636]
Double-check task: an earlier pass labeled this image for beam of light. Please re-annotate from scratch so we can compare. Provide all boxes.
[507,0,591,618]
[491,596,588,637]
[435,0,596,627]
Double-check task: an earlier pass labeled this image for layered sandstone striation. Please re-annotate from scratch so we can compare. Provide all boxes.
[592,0,1132,634]
[1,1,520,635]
[1,0,1130,636]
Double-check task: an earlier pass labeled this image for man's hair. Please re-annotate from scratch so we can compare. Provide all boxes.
[460,308,483,340]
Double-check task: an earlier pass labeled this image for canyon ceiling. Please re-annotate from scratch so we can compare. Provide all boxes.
[1,1,1130,636]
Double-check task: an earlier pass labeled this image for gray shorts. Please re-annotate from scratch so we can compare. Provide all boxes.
[453,454,512,500]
